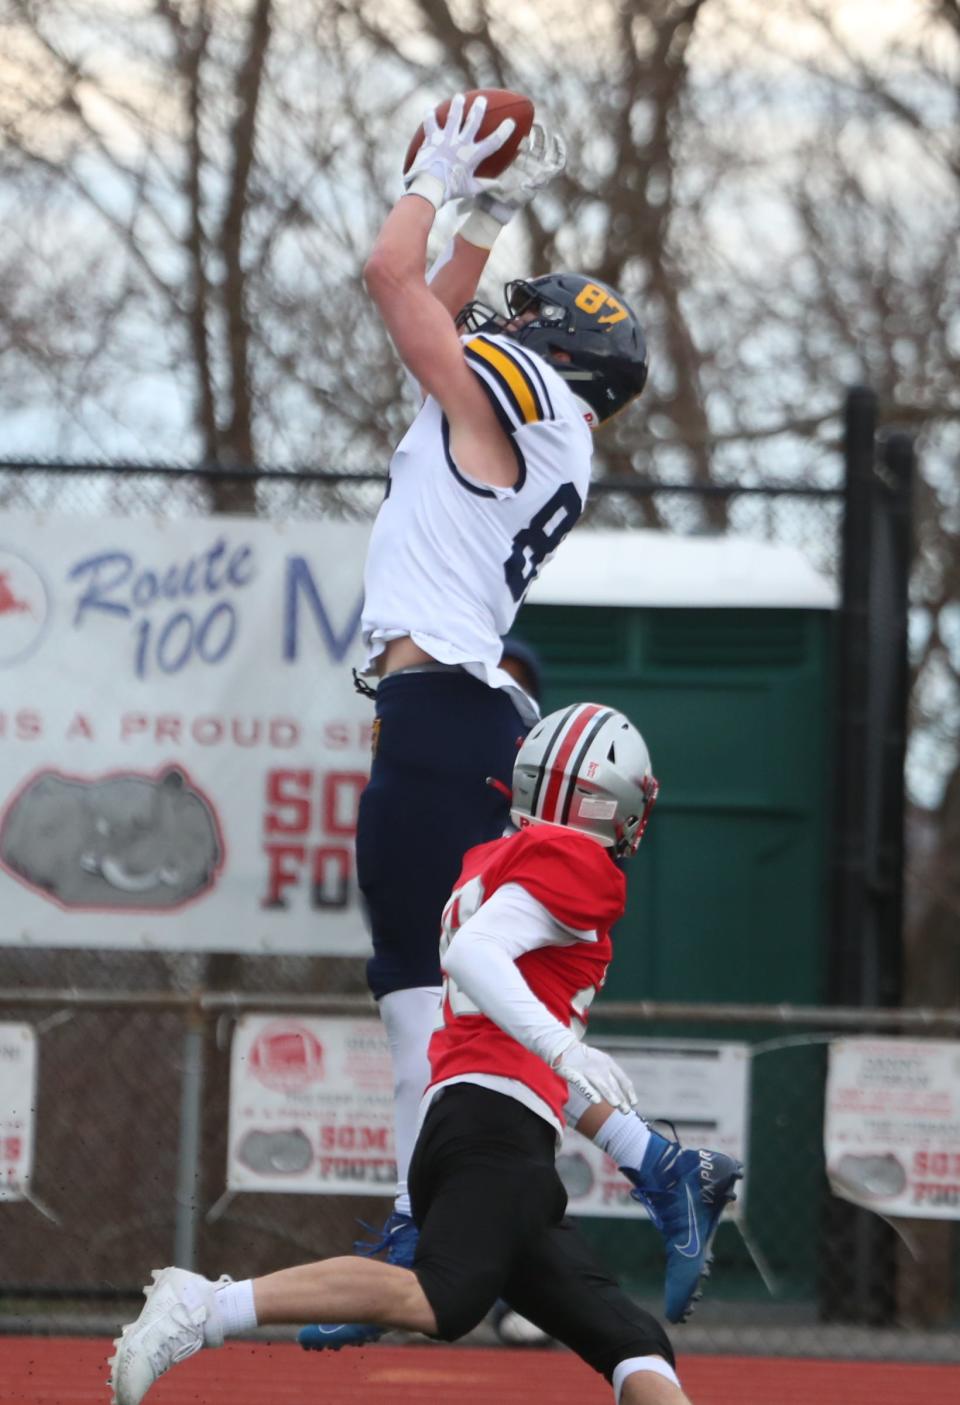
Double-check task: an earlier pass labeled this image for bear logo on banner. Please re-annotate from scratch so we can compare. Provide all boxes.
[0,764,223,909]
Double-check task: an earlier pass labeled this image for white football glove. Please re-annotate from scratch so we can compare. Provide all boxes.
[551,1038,637,1115]
[403,93,516,213]
[459,123,566,249]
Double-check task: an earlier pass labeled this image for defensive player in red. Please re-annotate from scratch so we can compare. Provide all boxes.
[110,703,740,1405]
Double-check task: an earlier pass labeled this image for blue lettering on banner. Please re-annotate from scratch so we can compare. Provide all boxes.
[283,557,363,663]
[66,537,256,680]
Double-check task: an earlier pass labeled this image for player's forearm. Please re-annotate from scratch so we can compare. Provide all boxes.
[442,927,571,1066]
[427,233,492,319]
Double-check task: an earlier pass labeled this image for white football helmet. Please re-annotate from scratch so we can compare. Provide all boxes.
[510,703,659,857]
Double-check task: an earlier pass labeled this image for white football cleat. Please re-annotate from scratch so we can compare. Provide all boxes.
[109,1266,229,1405]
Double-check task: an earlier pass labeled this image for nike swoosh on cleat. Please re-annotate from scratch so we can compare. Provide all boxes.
[674,1185,701,1259]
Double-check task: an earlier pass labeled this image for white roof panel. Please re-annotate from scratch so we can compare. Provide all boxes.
[526,530,837,610]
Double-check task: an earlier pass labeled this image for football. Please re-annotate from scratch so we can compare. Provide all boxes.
[403,88,535,180]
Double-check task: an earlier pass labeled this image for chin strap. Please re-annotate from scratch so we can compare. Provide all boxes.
[486,776,513,801]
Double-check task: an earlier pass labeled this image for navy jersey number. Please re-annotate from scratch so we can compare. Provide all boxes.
[503,482,583,602]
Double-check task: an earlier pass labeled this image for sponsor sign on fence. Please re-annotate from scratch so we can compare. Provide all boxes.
[559,1039,751,1217]
[0,1023,37,1202]
[227,1020,752,1218]
[825,1038,960,1219]
[227,1014,396,1195]
[0,514,373,953]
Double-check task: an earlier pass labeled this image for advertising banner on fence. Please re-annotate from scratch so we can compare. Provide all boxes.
[559,1040,751,1217]
[0,1023,37,1201]
[825,1038,960,1219]
[227,1021,751,1215]
[0,512,375,954]
[227,1014,396,1195]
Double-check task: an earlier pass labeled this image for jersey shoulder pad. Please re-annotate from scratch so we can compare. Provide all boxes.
[464,333,557,432]
[494,827,625,932]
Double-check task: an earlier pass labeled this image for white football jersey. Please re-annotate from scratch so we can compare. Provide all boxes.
[362,332,593,719]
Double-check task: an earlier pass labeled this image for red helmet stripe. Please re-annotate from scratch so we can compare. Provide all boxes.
[539,703,605,823]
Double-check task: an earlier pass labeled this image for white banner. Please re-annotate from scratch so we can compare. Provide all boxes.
[225,1021,752,1218]
[0,513,375,954]
[227,1014,396,1195]
[0,1023,37,1201]
[825,1038,960,1219]
[558,1040,750,1217]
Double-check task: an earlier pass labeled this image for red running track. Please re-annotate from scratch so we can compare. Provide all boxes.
[0,1337,957,1405]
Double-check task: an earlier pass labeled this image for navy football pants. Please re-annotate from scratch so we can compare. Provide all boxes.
[356,670,528,1000]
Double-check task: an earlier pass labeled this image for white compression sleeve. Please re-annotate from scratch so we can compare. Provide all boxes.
[441,883,590,1066]
[378,986,442,1215]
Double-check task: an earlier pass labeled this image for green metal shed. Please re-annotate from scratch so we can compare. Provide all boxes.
[518,528,837,1009]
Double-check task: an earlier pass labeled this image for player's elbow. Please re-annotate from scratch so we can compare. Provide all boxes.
[363,245,411,306]
[439,929,475,986]
[362,249,394,305]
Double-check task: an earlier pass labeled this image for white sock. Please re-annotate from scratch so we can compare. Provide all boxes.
[212,1278,258,1341]
[378,986,442,1214]
[592,1110,653,1170]
[612,1356,681,1401]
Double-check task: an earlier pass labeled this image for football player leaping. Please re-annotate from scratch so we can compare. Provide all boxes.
[111,705,738,1405]
[306,93,736,1342]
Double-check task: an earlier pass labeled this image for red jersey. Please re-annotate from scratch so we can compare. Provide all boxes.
[427,825,626,1124]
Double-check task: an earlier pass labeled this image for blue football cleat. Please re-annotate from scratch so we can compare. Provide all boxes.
[298,1210,419,1351]
[622,1132,742,1324]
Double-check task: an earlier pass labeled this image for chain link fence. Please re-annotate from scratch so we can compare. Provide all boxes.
[0,988,958,1360]
[6,460,954,1360]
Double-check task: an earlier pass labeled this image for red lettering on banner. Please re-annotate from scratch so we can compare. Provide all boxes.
[319,1125,390,1152]
[913,1182,960,1207]
[317,1157,396,1183]
[0,710,43,740]
[322,721,375,752]
[323,773,367,836]
[260,768,366,911]
[265,770,312,835]
[262,844,306,907]
[311,846,350,907]
[271,719,299,748]
[116,714,301,747]
[913,1151,960,1178]
[193,717,223,745]
[155,715,182,743]
[121,714,149,740]
[65,713,94,740]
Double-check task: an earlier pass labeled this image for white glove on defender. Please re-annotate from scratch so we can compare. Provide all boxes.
[551,1038,637,1115]
[404,93,516,212]
[459,123,566,249]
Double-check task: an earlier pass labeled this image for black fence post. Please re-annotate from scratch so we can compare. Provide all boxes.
[872,430,914,1003]
[831,385,878,1007]
[821,390,915,1324]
